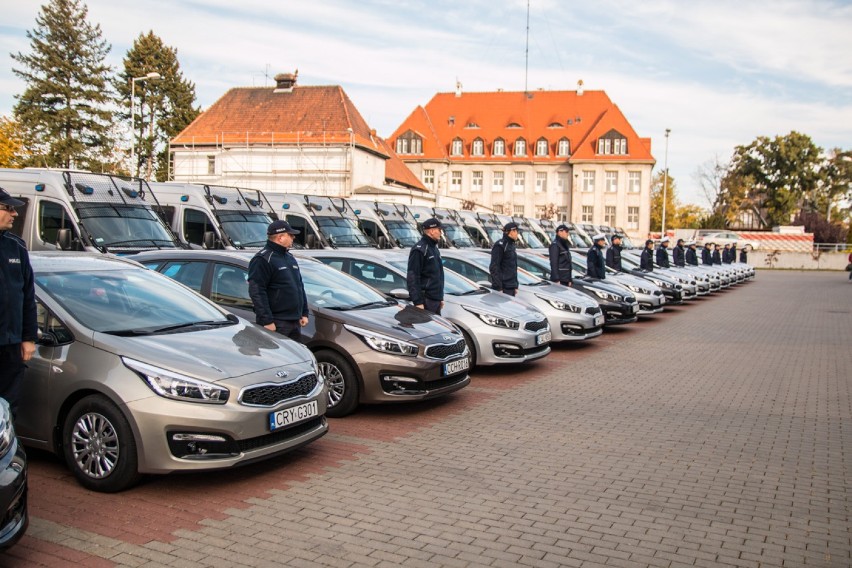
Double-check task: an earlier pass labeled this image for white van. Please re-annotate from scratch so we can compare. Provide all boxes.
[1,168,182,253]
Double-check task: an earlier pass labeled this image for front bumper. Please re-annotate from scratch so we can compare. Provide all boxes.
[352,347,471,403]
[462,319,551,365]
[0,438,28,550]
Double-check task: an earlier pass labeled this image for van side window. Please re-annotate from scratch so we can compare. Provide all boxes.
[39,201,77,245]
[284,215,309,247]
[10,197,30,238]
[183,209,214,246]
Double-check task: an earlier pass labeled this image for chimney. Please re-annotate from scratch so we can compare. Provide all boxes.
[455,80,463,97]
[274,70,298,93]
[577,79,584,96]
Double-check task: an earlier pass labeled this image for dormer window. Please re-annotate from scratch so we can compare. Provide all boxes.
[451,137,464,156]
[472,138,485,157]
[513,138,526,157]
[395,131,422,155]
[493,138,505,156]
[597,129,628,155]
[466,121,480,128]
[535,138,548,157]
[557,138,570,157]
[548,122,563,128]
[507,122,522,129]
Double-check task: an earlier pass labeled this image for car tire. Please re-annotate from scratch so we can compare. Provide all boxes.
[62,395,141,493]
[316,349,359,418]
[460,329,478,368]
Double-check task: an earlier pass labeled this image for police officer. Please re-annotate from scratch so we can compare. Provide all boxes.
[702,242,714,265]
[548,224,573,286]
[407,218,444,314]
[640,239,655,271]
[0,187,37,419]
[730,243,738,263]
[586,233,607,279]
[739,244,749,264]
[672,238,686,267]
[722,243,733,264]
[712,243,723,265]
[656,236,671,268]
[685,241,699,266]
[606,233,624,272]
[248,220,309,340]
[490,221,520,295]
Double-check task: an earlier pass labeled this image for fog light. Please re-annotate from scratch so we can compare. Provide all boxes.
[380,375,426,395]
[493,343,523,357]
[168,432,234,459]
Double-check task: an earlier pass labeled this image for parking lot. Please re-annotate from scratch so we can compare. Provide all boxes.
[4,270,851,567]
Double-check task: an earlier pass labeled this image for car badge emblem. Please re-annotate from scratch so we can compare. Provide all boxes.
[276,370,288,378]
[442,335,453,341]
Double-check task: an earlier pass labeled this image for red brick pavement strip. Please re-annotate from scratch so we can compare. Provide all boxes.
[0,537,116,568]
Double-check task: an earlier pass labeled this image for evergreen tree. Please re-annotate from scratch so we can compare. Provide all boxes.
[11,0,114,170]
[116,31,200,180]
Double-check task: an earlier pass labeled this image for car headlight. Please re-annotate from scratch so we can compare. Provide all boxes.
[535,295,580,313]
[626,284,651,295]
[462,306,521,328]
[344,324,419,356]
[647,278,673,289]
[0,399,14,458]
[123,358,230,404]
[592,289,622,302]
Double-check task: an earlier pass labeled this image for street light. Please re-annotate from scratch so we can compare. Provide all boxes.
[130,72,161,177]
[661,128,671,237]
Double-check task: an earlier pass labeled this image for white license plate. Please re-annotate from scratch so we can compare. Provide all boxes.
[443,356,470,376]
[594,314,605,326]
[631,304,639,313]
[269,400,318,431]
[536,331,552,345]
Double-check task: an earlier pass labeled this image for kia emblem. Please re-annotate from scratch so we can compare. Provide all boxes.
[276,370,288,378]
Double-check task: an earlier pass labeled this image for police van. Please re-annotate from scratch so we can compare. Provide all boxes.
[264,193,374,249]
[0,168,183,254]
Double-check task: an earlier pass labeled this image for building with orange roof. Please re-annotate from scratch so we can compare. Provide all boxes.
[169,71,430,202]
[389,82,655,238]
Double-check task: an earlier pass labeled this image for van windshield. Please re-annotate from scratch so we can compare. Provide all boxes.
[385,221,420,247]
[315,218,372,247]
[76,204,178,251]
[216,211,272,248]
[442,224,476,248]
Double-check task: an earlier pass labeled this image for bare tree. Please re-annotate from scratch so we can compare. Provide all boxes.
[693,155,729,209]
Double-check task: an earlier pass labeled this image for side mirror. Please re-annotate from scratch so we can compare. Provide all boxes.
[388,288,410,300]
[202,231,219,250]
[306,234,317,249]
[377,235,389,249]
[476,280,492,288]
[56,228,74,251]
[36,328,56,346]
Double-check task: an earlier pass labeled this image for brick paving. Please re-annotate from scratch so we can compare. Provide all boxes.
[3,270,851,567]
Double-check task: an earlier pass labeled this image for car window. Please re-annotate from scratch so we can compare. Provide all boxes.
[516,257,548,279]
[316,257,345,271]
[350,260,407,293]
[36,300,74,345]
[211,264,251,308]
[161,260,207,292]
[442,257,488,282]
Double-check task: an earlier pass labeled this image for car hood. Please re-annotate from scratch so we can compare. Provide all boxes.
[446,289,543,318]
[521,282,599,308]
[320,304,458,341]
[92,321,315,381]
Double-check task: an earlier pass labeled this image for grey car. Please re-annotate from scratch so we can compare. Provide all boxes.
[18,253,328,492]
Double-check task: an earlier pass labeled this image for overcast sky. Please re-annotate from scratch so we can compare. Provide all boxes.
[1,0,850,206]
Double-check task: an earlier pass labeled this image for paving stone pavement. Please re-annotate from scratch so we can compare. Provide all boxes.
[3,270,851,567]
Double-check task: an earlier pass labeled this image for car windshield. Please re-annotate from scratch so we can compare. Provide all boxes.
[316,218,372,247]
[385,221,420,247]
[76,203,178,250]
[387,259,484,296]
[301,263,391,309]
[36,268,229,334]
[217,211,273,248]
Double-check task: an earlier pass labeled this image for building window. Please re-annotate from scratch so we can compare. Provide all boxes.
[492,171,504,192]
[451,171,462,192]
[494,203,504,214]
[597,130,627,155]
[582,205,594,223]
[451,138,463,156]
[207,155,216,175]
[535,205,546,218]
[628,171,641,193]
[423,169,434,190]
[582,171,595,192]
[514,138,526,157]
[605,206,616,225]
[513,171,525,193]
[535,172,547,193]
[472,138,484,157]
[535,138,548,157]
[558,206,568,222]
[557,138,570,157]
[395,131,422,154]
[605,171,618,193]
[514,205,525,216]
[493,138,505,156]
[472,171,483,192]
[396,138,408,154]
[557,173,570,193]
[628,206,639,229]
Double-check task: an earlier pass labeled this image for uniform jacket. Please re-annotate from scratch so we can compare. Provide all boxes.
[248,240,309,325]
[672,245,686,267]
[490,237,518,291]
[640,247,655,271]
[548,237,573,284]
[739,249,748,263]
[701,247,713,265]
[407,235,444,304]
[605,244,623,272]
[586,245,606,279]
[656,246,671,268]
[686,247,698,266]
[722,248,733,263]
[1,231,37,346]
[712,250,722,265]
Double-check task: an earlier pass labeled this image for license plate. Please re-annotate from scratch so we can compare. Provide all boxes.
[631,304,639,313]
[443,356,470,376]
[536,331,552,345]
[269,400,318,431]
[594,314,605,326]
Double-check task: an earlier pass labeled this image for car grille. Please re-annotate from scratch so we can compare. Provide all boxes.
[625,295,636,303]
[585,306,602,316]
[240,373,318,407]
[236,417,325,452]
[425,339,466,360]
[524,319,548,332]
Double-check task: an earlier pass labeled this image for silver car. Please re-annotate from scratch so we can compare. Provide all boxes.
[17,253,328,492]
[303,249,553,366]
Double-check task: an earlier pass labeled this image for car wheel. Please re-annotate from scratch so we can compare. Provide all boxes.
[460,329,478,368]
[62,395,141,493]
[316,350,359,418]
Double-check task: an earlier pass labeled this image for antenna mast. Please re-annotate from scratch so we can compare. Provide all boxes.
[524,0,530,94]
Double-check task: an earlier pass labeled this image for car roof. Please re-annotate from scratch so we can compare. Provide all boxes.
[29,252,143,273]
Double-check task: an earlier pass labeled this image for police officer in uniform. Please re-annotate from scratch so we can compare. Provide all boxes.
[586,233,607,279]
[739,244,749,264]
[656,236,671,268]
[712,243,723,265]
[640,239,655,271]
[672,238,686,267]
[548,224,573,286]
[406,218,445,314]
[722,243,733,264]
[606,233,624,272]
[249,220,309,340]
[490,221,520,295]
[702,242,714,265]
[685,241,699,266]
[0,187,37,419]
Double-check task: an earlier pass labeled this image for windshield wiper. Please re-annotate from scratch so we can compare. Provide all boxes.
[333,300,393,311]
[455,288,488,296]
[107,320,232,336]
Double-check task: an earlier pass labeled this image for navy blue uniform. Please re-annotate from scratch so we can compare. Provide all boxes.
[672,245,685,267]
[712,249,722,265]
[407,235,444,314]
[586,245,606,279]
[686,247,698,266]
[248,240,309,340]
[1,231,37,417]
[656,246,671,268]
[701,247,713,265]
[490,237,518,294]
[739,249,748,263]
[548,237,573,285]
[640,247,654,271]
[606,244,623,271]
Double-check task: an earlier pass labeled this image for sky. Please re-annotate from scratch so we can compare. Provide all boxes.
[1,0,851,207]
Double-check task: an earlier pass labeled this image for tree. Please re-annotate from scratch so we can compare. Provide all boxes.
[116,31,200,180]
[11,0,114,170]
[649,170,677,232]
[822,148,852,223]
[0,116,26,168]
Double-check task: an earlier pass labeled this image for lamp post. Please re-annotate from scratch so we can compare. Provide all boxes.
[661,128,671,237]
[130,72,161,177]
